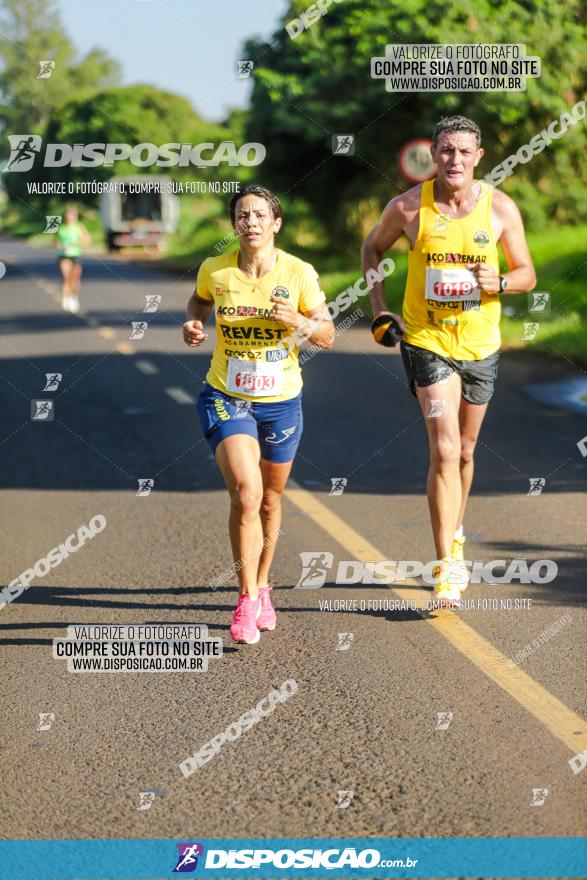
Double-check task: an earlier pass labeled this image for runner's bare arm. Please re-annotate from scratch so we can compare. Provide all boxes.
[471,192,536,294]
[361,191,418,322]
[183,293,213,347]
[495,193,537,293]
[80,225,91,247]
[299,302,335,349]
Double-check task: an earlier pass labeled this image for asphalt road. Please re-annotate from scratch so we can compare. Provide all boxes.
[0,238,585,852]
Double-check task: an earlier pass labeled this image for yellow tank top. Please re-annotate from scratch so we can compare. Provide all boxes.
[403,179,501,360]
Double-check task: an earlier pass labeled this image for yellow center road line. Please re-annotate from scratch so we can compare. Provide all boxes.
[98,327,116,339]
[285,481,587,756]
[286,482,419,578]
[116,342,135,355]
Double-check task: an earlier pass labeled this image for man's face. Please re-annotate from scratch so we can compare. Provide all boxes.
[233,194,281,249]
[431,131,484,189]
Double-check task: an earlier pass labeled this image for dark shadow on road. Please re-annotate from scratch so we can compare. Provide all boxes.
[20,583,237,614]
[472,540,587,605]
[1,350,585,494]
[0,310,188,334]
[1,554,582,646]
[0,584,248,646]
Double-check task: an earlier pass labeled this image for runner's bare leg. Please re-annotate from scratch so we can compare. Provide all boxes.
[257,459,293,588]
[415,372,463,559]
[215,434,264,598]
[457,399,489,529]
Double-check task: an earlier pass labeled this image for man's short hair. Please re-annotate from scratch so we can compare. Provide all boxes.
[433,116,481,147]
[230,185,282,226]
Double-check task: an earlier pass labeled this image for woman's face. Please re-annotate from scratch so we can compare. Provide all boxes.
[233,195,281,249]
[65,208,77,223]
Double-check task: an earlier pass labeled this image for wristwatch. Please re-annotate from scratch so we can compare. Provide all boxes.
[499,275,508,293]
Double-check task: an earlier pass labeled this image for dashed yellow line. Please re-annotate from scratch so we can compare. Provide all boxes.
[30,273,58,297]
[285,480,587,756]
[29,268,138,351]
[116,342,135,355]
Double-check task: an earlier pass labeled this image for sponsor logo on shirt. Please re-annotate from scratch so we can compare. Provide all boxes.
[473,230,490,246]
[426,298,481,312]
[215,286,240,296]
[266,348,289,362]
[426,299,460,310]
[224,349,262,359]
[431,214,449,233]
[422,214,449,243]
[220,325,288,341]
[217,305,274,318]
[426,252,487,264]
[271,285,289,299]
[421,233,448,243]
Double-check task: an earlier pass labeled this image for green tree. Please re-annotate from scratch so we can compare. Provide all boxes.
[244,0,587,245]
[6,84,231,210]
[47,84,223,153]
[0,0,120,136]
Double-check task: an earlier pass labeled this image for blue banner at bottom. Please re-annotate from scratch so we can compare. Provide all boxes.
[0,838,585,879]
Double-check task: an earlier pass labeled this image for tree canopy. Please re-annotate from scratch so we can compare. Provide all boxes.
[244,0,587,241]
[0,0,120,136]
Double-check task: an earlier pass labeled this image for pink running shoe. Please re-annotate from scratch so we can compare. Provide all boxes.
[230,594,261,645]
[257,585,277,631]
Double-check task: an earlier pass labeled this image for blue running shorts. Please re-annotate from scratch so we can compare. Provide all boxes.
[196,383,303,463]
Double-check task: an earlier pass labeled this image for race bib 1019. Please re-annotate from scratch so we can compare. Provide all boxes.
[425,266,479,302]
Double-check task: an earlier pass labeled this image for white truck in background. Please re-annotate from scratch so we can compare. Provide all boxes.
[100,175,179,251]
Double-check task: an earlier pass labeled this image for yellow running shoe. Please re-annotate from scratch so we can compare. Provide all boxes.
[452,533,465,563]
[432,534,467,580]
[451,533,469,591]
[429,558,463,609]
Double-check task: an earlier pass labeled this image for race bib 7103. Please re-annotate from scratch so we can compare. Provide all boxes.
[226,358,283,397]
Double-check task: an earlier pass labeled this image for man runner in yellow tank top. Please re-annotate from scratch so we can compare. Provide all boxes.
[361,116,536,607]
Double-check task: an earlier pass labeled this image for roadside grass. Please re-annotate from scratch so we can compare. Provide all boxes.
[0,202,103,247]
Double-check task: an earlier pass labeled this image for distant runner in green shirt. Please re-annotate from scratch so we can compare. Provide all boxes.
[56,206,91,314]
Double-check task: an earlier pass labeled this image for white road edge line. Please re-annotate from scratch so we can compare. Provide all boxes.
[136,360,159,375]
[165,387,195,405]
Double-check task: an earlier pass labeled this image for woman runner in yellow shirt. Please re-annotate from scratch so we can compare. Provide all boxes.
[183,185,334,643]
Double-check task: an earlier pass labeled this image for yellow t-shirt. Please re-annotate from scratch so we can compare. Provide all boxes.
[195,248,325,403]
[403,178,501,361]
